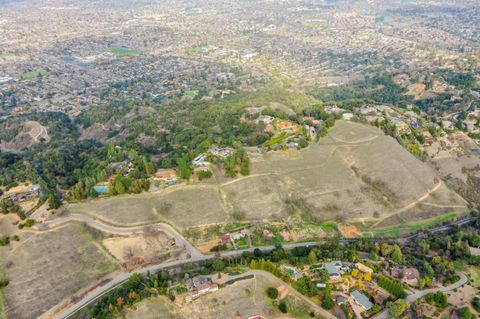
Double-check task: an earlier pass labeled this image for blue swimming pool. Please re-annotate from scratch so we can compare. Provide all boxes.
[93,186,109,194]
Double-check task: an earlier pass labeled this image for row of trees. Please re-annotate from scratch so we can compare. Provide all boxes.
[377,276,407,298]
[224,148,250,177]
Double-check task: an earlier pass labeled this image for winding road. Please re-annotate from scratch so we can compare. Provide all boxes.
[35,213,476,319]
[33,213,203,259]
[373,271,468,319]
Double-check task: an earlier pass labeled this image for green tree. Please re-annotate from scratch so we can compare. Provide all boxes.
[48,192,62,209]
[321,285,335,310]
[391,245,403,263]
[213,259,225,272]
[386,300,410,318]
[278,301,288,313]
[457,307,473,319]
[176,156,191,181]
[266,287,278,299]
[308,250,318,264]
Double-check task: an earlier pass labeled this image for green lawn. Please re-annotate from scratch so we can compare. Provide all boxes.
[262,132,289,147]
[370,213,457,237]
[186,44,215,54]
[18,70,48,80]
[110,47,143,57]
[0,52,15,59]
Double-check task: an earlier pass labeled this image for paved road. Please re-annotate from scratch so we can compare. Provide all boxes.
[52,237,319,319]
[41,213,476,319]
[373,271,468,319]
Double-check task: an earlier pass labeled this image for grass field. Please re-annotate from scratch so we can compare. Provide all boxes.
[67,186,228,229]
[18,69,48,80]
[368,212,457,237]
[186,44,216,54]
[110,47,143,57]
[120,273,315,319]
[465,266,480,288]
[67,121,466,235]
[2,223,119,319]
[121,296,179,319]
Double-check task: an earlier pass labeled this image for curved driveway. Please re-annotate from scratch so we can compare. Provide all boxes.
[33,213,203,259]
[373,271,468,319]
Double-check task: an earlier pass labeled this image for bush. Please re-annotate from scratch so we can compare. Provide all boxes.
[210,244,227,252]
[278,301,288,313]
[0,236,10,246]
[197,170,213,181]
[457,307,473,319]
[472,297,480,312]
[24,219,35,227]
[266,287,278,299]
[425,292,447,309]
[0,279,9,288]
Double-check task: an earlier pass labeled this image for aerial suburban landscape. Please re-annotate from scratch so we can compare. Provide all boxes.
[0,0,479,318]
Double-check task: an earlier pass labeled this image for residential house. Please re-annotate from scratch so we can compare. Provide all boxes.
[192,154,209,166]
[355,262,373,274]
[342,113,354,121]
[284,267,303,281]
[263,229,274,239]
[219,234,231,245]
[153,170,177,184]
[256,115,274,125]
[325,261,343,281]
[392,119,410,134]
[325,105,345,114]
[351,290,374,311]
[8,184,42,202]
[208,146,235,158]
[190,276,219,299]
[277,120,299,134]
[230,231,247,241]
[336,295,347,305]
[391,265,420,286]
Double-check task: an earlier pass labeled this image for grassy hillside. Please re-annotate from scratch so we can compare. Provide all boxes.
[66,121,466,235]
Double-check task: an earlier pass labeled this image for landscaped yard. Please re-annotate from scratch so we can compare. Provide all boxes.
[18,69,48,80]
[110,47,143,57]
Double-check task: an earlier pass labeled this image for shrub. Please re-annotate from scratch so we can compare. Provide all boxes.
[278,301,288,313]
[266,287,278,299]
[197,170,213,181]
[0,236,10,246]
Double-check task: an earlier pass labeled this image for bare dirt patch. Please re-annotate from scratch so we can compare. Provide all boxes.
[102,232,173,270]
[1,121,49,151]
[338,224,361,238]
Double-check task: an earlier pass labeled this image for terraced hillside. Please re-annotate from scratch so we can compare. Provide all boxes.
[66,121,466,231]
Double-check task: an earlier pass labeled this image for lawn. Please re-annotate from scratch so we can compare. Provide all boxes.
[0,52,15,59]
[262,132,289,147]
[186,44,216,54]
[370,212,456,237]
[18,69,48,80]
[110,47,143,57]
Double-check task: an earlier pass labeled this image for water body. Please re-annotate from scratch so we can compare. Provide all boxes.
[93,186,109,194]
